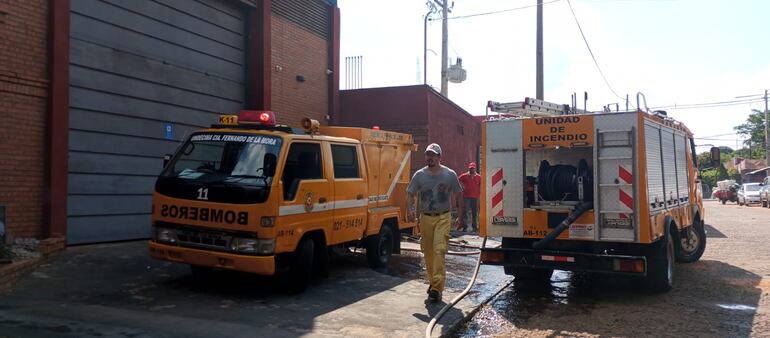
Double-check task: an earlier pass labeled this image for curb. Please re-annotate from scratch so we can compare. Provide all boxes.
[441,277,515,337]
[0,256,44,295]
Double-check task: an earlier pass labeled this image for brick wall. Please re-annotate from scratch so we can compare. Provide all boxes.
[270,14,329,127]
[0,0,49,240]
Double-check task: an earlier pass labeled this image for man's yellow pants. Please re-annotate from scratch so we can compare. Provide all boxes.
[419,212,451,293]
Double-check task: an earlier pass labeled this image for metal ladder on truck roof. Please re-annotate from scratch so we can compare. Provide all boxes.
[595,128,637,242]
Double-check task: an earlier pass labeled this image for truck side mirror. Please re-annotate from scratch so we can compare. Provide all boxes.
[163,154,172,168]
[263,153,277,177]
[710,146,720,166]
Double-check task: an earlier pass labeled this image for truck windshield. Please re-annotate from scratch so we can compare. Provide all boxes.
[161,133,282,187]
[744,184,761,192]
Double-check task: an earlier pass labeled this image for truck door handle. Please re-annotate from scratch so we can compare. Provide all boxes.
[319,197,327,203]
[356,194,364,200]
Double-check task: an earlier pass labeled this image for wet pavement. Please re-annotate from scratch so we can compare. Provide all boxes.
[453,200,770,338]
[0,234,509,338]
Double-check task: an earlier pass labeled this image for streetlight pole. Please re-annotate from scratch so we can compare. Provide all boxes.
[536,0,544,100]
[423,6,433,85]
[440,0,449,97]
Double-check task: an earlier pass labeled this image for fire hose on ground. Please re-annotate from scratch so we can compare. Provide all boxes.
[420,201,593,337]
[424,236,488,338]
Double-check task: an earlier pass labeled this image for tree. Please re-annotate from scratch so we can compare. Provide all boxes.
[696,150,730,188]
[734,109,767,159]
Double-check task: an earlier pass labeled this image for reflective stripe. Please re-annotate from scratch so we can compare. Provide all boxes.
[541,255,575,263]
[368,150,411,203]
[278,199,368,216]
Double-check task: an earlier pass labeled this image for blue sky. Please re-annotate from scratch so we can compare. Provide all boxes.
[337,0,770,151]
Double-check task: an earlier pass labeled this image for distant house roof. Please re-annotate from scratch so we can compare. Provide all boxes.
[748,166,770,175]
[727,157,766,173]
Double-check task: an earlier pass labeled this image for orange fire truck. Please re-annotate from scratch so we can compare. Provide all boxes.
[149,110,416,291]
[480,97,708,292]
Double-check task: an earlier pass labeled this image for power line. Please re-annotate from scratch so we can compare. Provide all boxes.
[650,98,766,110]
[565,0,624,100]
[439,0,562,20]
[697,132,738,138]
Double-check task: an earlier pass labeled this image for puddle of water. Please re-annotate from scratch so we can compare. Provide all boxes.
[716,303,757,311]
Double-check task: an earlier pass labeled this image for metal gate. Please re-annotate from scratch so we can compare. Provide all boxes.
[67,0,247,244]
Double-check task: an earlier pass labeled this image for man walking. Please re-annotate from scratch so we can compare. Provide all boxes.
[407,143,463,303]
[458,162,481,232]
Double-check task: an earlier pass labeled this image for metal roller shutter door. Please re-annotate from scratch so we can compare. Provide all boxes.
[68,0,247,244]
[661,128,678,206]
[644,122,664,211]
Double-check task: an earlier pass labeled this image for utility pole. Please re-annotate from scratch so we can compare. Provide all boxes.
[765,89,769,166]
[440,0,449,97]
[536,0,544,100]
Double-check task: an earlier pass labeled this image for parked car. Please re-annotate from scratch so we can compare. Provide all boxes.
[738,183,762,206]
[760,177,770,208]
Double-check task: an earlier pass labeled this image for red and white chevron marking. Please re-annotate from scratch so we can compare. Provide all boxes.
[618,165,633,219]
[490,168,504,217]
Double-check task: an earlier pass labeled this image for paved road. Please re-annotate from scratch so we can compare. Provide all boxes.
[454,200,770,337]
[0,235,508,338]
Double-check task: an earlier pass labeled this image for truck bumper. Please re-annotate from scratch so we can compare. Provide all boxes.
[480,247,648,276]
[149,241,275,275]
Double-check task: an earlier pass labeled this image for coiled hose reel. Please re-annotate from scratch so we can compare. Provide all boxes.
[537,159,593,202]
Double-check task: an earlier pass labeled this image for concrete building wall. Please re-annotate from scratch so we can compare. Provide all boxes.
[0,0,49,240]
[338,85,481,175]
[270,2,330,127]
[427,93,481,175]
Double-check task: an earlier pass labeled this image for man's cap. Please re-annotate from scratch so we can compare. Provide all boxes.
[468,162,477,169]
[425,143,442,155]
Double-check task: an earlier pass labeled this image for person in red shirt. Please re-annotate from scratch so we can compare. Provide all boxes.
[458,162,481,232]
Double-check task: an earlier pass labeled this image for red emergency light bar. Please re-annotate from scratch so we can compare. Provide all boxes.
[238,110,276,126]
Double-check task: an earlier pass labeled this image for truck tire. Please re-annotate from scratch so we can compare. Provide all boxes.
[366,224,394,269]
[645,233,674,293]
[285,237,315,293]
[675,218,706,263]
[721,199,726,205]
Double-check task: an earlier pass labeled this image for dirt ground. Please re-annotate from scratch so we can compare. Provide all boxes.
[455,200,770,338]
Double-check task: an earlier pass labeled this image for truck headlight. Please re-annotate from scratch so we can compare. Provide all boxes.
[229,237,274,255]
[155,227,177,243]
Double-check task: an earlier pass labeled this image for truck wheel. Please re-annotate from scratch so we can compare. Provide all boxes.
[721,199,726,205]
[506,267,553,285]
[366,225,394,268]
[675,218,706,263]
[646,233,674,292]
[286,237,315,293]
[763,200,768,208]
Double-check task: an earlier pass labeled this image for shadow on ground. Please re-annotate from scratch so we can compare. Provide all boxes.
[0,241,427,338]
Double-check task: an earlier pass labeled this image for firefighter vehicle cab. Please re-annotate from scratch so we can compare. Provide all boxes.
[149,110,416,291]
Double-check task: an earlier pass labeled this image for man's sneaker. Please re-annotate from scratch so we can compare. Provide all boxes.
[428,289,441,303]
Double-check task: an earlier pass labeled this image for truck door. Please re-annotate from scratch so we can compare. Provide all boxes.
[278,142,332,246]
[329,143,368,244]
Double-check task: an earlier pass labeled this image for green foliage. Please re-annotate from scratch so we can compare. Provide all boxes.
[733,109,767,159]
[700,168,720,189]
[696,150,731,188]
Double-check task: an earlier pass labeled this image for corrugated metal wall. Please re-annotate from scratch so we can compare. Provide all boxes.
[68,0,247,244]
[272,0,330,38]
